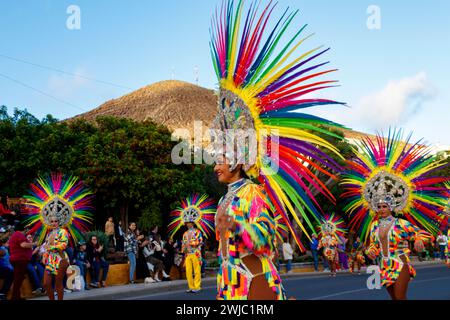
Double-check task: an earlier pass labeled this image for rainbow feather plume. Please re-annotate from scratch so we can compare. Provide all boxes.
[341,129,449,242]
[23,173,94,245]
[273,213,289,244]
[440,182,450,229]
[210,0,346,252]
[167,194,216,239]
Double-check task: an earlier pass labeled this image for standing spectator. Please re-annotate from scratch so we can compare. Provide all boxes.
[124,222,139,284]
[275,242,283,272]
[0,234,13,301]
[73,240,90,290]
[337,236,349,272]
[282,239,294,274]
[105,217,115,249]
[162,237,176,279]
[350,236,365,275]
[86,235,109,288]
[9,222,36,300]
[42,217,70,300]
[115,220,125,252]
[26,234,44,294]
[173,239,184,279]
[200,243,207,278]
[0,194,16,226]
[436,232,448,260]
[310,234,320,272]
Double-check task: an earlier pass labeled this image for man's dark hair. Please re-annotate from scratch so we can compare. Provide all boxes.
[0,194,8,208]
[14,219,26,232]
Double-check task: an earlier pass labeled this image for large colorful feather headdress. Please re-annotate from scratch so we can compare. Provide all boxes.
[440,182,450,229]
[317,212,347,240]
[23,173,94,245]
[341,129,449,241]
[209,0,345,251]
[167,194,216,239]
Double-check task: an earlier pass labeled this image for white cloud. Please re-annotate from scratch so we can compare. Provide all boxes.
[354,72,436,129]
[47,68,91,98]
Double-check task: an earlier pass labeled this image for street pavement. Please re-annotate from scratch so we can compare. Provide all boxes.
[130,263,450,300]
[30,261,449,300]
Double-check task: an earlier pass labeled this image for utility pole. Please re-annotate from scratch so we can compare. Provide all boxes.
[194,65,199,86]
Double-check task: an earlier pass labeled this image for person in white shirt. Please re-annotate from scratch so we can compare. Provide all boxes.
[282,240,294,274]
[436,232,448,260]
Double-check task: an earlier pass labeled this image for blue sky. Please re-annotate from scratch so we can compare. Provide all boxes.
[1,0,449,145]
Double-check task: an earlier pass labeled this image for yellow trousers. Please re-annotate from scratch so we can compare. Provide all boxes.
[185,254,201,290]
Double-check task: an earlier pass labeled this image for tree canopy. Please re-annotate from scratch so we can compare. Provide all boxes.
[0,106,223,234]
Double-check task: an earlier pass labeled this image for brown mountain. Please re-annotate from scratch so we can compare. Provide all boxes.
[73,79,374,143]
[73,80,217,141]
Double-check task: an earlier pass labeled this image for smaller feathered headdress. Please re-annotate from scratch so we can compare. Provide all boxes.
[167,194,216,239]
[318,212,347,240]
[23,173,94,245]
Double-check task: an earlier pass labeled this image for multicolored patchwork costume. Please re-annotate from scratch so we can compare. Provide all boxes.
[182,228,204,291]
[318,234,339,262]
[42,228,69,275]
[366,218,431,287]
[216,179,284,300]
[447,229,450,266]
[209,0,345,300]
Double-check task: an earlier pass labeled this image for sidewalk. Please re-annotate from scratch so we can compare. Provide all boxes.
[29,259,443,300]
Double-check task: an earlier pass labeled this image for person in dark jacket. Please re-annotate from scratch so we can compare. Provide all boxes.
[86,235,109,288]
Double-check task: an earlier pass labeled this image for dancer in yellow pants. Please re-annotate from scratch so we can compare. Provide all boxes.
[182,222,203,293]
[167,194,215,293]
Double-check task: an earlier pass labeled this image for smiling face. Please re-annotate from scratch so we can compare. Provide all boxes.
[49,217,60,229]
[214,155,243,184]
[90,236,98,245]
[376,202,392,218]
[186,222,194,230]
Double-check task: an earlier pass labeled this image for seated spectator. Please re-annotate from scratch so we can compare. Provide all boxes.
[149,234,171,281]
[148,225,159,242]
[0,234,13,301]
[136,229,151,281]
[86,235,109,288]
[62,243,75,293]
[74,240,90,290]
